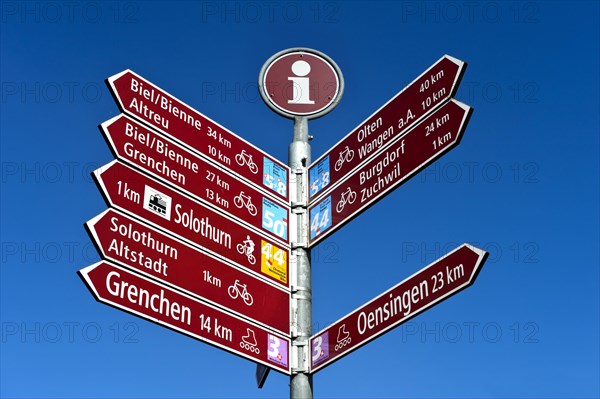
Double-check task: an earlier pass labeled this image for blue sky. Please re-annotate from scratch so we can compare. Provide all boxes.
[1,1,599,398]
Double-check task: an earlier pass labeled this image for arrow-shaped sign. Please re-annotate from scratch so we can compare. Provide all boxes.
[93,161,290,288]
[79,261,291,374]
[309,55,465,201]
[309,99,472,246]
[107,69,290,202]
[86,208,291,335]
[309,244,488,373]
[101,114,289,243]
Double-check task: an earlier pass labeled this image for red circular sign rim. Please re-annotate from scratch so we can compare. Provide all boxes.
[259,49,343,119]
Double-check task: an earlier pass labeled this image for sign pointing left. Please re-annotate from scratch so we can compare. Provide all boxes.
[79,261,291,374]
[107,69,290,202]
[100,114,289,243]
[86,208,291,335]
[93,161,290,286]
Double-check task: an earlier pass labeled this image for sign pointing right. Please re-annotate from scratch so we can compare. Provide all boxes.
[310,244,488,373]
[309,99,472,245]
[309,55,465,200]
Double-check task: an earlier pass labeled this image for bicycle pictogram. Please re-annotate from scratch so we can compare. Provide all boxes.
[234,191,258,216]
[240,328,260,353]
[235,150,259,174]
[334,146,354,171]
[228,279,254,306]
[334,324,351,351]
[236,236,256,264]
[336,187,357,213]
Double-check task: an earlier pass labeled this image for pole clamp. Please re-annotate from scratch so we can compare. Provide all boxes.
[291,241,308,249]
[291,201,308,209]
[291,285,311,294]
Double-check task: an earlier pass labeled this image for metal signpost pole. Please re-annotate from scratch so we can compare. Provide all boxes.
[289,116,312,399]
[79,50,488,397]
[258,48,343,398]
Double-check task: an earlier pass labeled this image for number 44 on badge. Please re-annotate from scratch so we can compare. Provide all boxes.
[310,197,332,239]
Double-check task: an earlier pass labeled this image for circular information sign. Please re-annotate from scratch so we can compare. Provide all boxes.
[259,48,344,119]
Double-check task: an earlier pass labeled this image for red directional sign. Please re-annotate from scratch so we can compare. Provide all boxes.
[80,261,291,374]
[107,69,290,202]
[308,99,471,246]
[308,55,465,201]
[86,208,291,334]
[309,244,488,373]
[94,161,290,288]
[101,114,289,243]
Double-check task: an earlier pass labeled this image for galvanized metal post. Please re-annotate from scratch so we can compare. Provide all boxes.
[289,116,312,399]
[259,47,342,397]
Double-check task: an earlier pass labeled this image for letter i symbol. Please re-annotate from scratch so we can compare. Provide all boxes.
[288,60,315,104]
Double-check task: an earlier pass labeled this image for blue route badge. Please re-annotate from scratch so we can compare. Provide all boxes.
[309,196,332,239]
[263,157,287,197]
[309,156,330,198]
[262,198,288,240]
